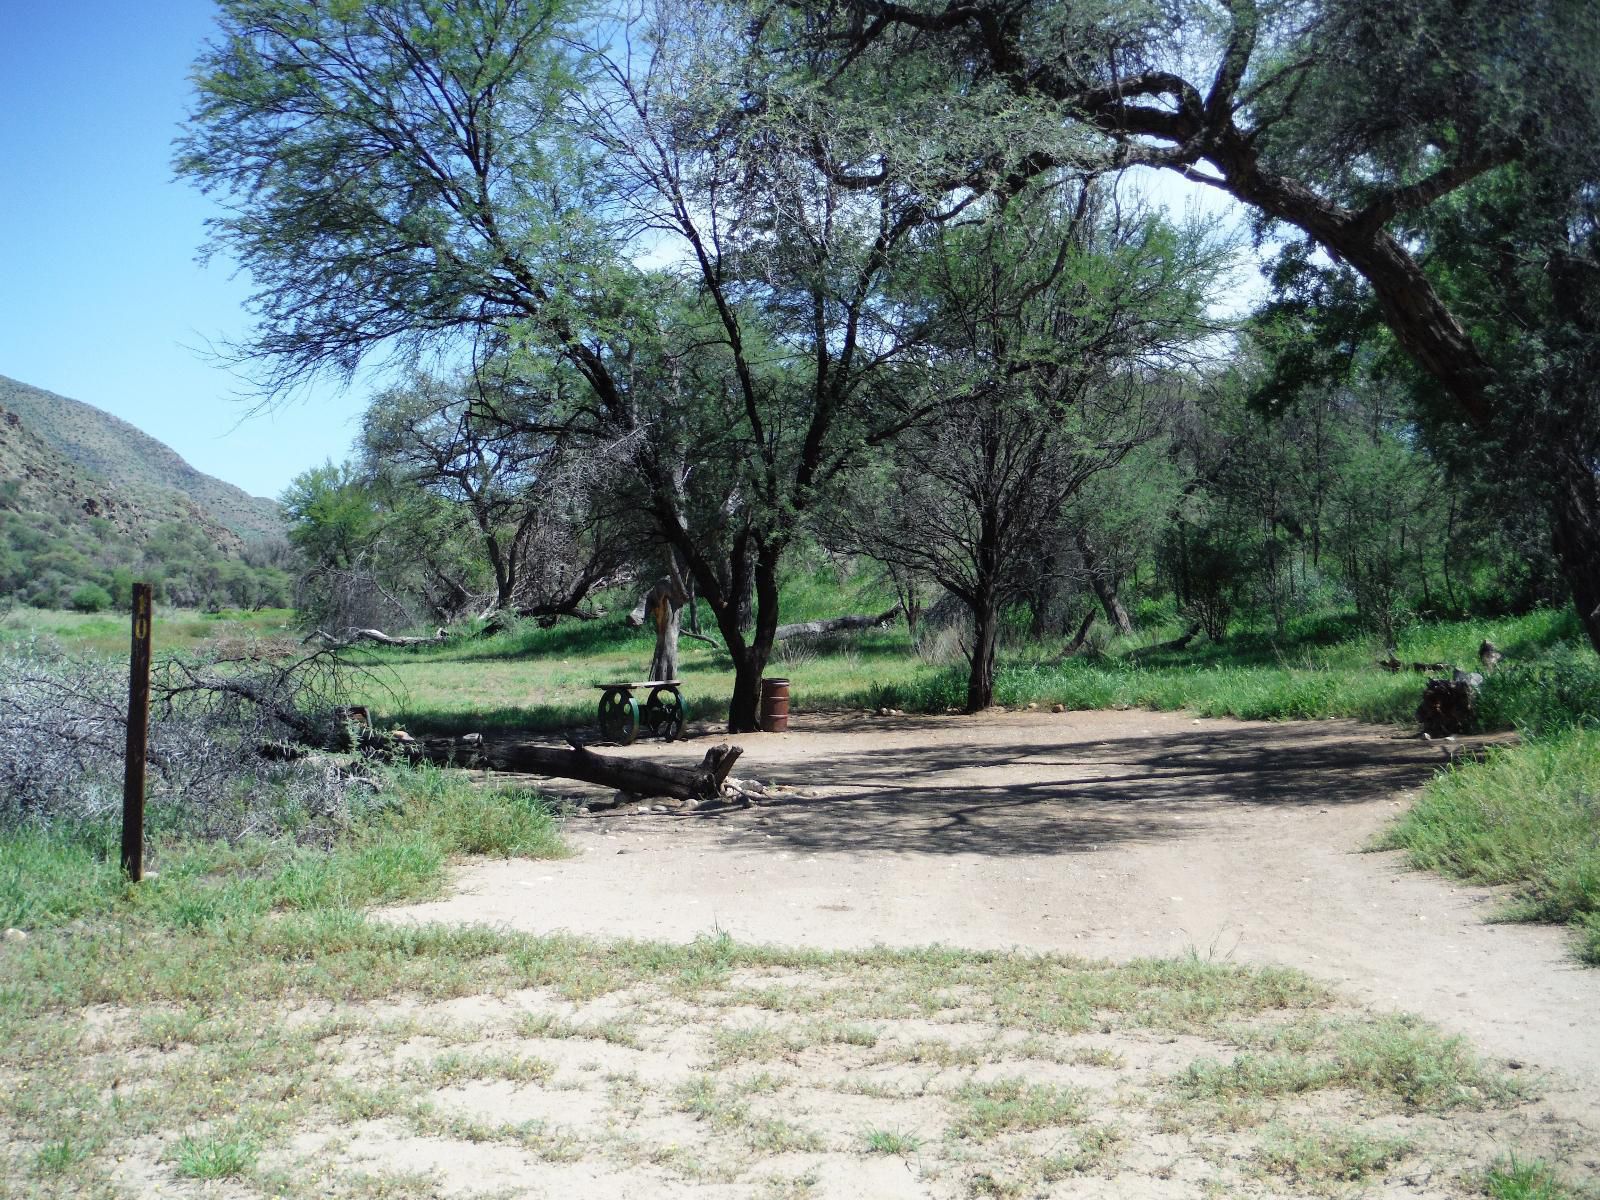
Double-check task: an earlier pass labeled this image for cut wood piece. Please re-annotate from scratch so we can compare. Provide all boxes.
[469,739,745,801]
[772,605,901,641]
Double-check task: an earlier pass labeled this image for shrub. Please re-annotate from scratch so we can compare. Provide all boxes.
[69,583,113,612]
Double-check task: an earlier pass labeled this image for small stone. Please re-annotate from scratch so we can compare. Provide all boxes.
[3,928,26,942]
[1508,1059,1524,1070]
[577,806,591,815]
[876,707,890,717]
[1025,702,1038,710]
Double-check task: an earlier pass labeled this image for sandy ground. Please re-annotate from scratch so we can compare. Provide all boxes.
[388,709,1598,1111]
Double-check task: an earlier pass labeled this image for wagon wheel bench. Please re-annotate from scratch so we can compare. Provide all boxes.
[595,681,687,745]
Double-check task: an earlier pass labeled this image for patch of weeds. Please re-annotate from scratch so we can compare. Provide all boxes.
[408,1104,582,1161]
[1484,1155,1598,1199]
[1256,1122,1412,1187]
[1181,1016,1514,1111]
[863,1127,922,1155]
[1177,1052,1333,1100]
[706,1023,802,1066]
[870,1037,983,1067]
[518,1011,641,1048]
[328,1081,415,1122]
[726,984,837,1014]
[949,1078,1086,1140]
[758,1171,820,1199]
[744,1116,823,1154]
[1152,1094,1266,1134]
[674,1075,820,1152]
[1333,1016,1517,1110]
[422,1049,553,1088]
[805,1020,880,1048]
[1066,1044,1126,1069]
[1040,1123,1126,1176]
[676,1075,751,1131]
[173,1129,259,1179]
[34,1136,93,1174]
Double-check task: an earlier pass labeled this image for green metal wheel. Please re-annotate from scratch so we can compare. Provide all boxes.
[644,686,686,742]
[598,689,640,745]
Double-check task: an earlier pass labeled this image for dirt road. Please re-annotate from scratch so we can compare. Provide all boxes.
[389,709,1597,1108]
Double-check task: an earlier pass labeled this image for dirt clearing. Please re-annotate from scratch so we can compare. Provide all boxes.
[392,710,1597,1103]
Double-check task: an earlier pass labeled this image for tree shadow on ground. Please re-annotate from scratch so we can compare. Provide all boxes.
[694,724,1469,859]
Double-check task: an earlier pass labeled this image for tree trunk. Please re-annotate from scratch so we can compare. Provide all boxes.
[966,598,1000,712]
[718,549,781,733]
[1552,453,1600,656]
[1076,530,1133,635]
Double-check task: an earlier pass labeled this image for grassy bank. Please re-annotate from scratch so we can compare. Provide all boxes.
[1,766,566,934]
[1381,728,1600,964]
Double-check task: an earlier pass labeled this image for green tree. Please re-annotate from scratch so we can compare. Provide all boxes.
[181,0,965,728]
[784,0,1600,655]
[839,180,1224,709]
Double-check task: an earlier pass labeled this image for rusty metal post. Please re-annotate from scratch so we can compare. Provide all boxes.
[121,583,153,881]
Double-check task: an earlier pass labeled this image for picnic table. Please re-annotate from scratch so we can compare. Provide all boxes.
[595,680,686,745]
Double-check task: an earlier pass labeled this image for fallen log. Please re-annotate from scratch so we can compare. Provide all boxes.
[306,627,451,649]
[437,738,744,801]
[772,605,901,642]
[1130,621,1202,658]
[1377,654,1452,674]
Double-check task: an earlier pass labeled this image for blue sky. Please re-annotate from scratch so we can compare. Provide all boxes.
[0,0,368,500]
[0,3,1253,503]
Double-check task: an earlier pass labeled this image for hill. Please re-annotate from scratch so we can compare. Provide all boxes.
[0,379,293,611]
[0,375,282,542]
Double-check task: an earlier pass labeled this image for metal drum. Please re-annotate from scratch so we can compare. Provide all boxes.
[759,677,790,732]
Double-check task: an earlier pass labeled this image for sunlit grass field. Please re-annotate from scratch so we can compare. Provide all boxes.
[1,605,298,658]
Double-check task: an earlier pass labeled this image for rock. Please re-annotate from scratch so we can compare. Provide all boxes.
[576,806,591,815]
[1051,703,1065,713]
[612,790,640,806]
[1026,702,1039,710]
[3,928,26,942]
[876,707,890,717]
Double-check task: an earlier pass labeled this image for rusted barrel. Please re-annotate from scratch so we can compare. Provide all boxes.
[759,677,791,732]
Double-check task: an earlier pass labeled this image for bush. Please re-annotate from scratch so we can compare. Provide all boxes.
[1478,648,1600,736]
[69,583,113,613]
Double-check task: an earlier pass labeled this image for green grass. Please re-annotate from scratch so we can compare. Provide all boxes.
[1486,1156,1600,1200]
[1178,1014,1516,1112]
[948,1078,1087,1140]
[1382,728,1600,964]
[0,766,566,938]
[2,605,298,657]
[174,1129,259,1179]
[1256,1122,1412,1187]
[862,1127,922,1155]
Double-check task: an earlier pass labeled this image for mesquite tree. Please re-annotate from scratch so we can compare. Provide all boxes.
[838,180,1224,709]
[181,0,957,729]
[777,0,1600,655]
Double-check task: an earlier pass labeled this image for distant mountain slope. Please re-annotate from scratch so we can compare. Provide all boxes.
[0,402,246,556]
[0,375,282,542]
